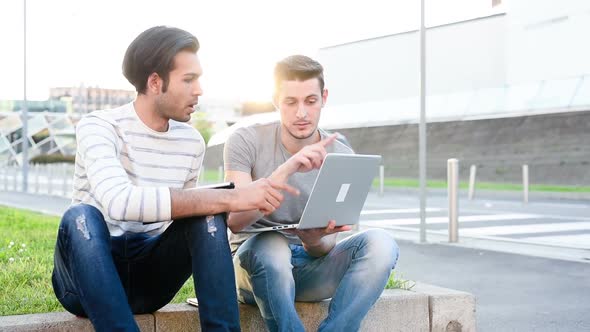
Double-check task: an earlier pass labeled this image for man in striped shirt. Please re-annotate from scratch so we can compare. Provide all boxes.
[51,26,295,332]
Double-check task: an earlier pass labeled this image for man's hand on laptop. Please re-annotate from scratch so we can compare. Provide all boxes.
[232,178,299,215]
[270,133,338,184]
[286,220,352,256]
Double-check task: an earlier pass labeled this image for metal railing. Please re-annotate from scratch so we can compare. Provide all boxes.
[0,163,74,198]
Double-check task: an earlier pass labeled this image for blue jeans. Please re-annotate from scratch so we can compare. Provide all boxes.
[233,229,399,332]
[52,204,240,332]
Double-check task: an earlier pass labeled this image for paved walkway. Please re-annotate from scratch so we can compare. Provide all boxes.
[363,191,590,262]
[0,190,69,216]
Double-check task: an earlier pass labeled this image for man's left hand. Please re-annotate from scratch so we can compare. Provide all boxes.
[286,220,351,247]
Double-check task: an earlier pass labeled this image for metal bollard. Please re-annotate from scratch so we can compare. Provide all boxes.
[447,159,459,243]
[468,165,477,200]
[379,165,384,197]
[523,164,529,204]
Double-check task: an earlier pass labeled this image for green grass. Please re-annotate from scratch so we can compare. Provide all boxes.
[0,207,62,315]
[201,169,222,183]
[0,206,196,316]
[0,205,409,316]
[386,272,415,291]
[373,177,590,193]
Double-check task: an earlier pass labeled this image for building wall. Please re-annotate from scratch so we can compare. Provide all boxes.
[506,0,590,84]
[203,110,590,186]
[317,14,507,106]
[317,2,590,107]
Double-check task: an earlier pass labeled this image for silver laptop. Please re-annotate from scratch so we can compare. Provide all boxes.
[240,153,381,233]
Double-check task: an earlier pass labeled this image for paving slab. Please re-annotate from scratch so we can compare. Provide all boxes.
[0,311,154,332]
[153,289,430,332]
[413,282,476,332]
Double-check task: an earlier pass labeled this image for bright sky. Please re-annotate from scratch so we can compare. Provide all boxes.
[0,0,494,102]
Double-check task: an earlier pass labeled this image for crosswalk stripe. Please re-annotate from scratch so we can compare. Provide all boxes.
[459,222,590,236]
[360,208,443,215]
[519,234,590,248]
[361,213,542,226]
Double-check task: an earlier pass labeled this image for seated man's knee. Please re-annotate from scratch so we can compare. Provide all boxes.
[178,212,227,233]
[235,232,292,274]
[59,204,110,242]
[358,229,400,270]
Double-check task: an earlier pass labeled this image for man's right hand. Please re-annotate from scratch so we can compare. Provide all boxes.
[231,178,299,215]
[271,133,338,184]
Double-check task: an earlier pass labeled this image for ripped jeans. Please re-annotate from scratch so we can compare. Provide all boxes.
[233,230,400,332]
[52,204,240,332]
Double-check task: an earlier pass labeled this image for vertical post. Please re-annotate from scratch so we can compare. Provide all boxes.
[1,167,5,190]
[468,165,477,200]
[3,167,8,190]
[13,166,18,191]
[34,163,40,193]
[62,163,69,197]
[448,159,459,243]
[379,165,385,197]
[418,0,427,243]
[47,164,53,195]
[218,165,223,182]
[21,0,29,192]
[523,164,529,204]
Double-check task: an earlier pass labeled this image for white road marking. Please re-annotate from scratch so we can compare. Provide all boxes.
[361,213,542,226]
[519,234,590,249]
[361,208,443,215]
[459,222,590,236]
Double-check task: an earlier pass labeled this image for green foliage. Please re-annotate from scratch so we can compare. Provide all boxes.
[192,112,213,144]
[30,154,75,164]
[31,130,50,144]
[385,271,415,291]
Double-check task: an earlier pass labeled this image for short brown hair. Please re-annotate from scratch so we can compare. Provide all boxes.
[273,55,325,95]
[123,26,199,94]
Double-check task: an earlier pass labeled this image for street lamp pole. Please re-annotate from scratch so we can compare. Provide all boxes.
[418,0,427,242]
[21,0,30,192]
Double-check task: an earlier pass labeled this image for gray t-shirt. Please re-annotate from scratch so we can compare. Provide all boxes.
[224,121,354,252]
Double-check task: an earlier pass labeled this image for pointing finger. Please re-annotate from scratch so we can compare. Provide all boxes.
[271,181,300,196]
[319,133,338,148]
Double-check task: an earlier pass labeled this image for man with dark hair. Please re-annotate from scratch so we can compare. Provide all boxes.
[224,55,400,332]
[52,26,295,332]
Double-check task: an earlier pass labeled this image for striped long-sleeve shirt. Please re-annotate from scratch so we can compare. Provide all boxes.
[72,102,205,236]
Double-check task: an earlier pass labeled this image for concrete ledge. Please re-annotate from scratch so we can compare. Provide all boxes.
[0,285,475,332]
[413,283,477,332]
[0,312,154,332]
[155,290,429,332]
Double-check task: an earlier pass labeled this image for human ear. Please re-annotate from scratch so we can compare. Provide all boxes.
[147,73,162,94]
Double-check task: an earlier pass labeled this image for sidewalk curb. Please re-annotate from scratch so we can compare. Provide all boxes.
[0,287,476,332]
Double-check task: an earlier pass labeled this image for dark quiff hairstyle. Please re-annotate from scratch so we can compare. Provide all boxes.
[123,26,199,94]
[273,55,325,95]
